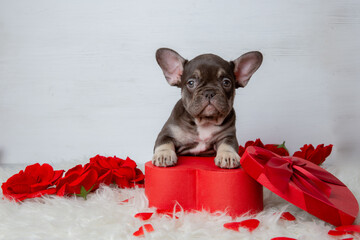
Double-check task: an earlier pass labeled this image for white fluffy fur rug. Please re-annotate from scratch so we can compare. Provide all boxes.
[1,161,359,240]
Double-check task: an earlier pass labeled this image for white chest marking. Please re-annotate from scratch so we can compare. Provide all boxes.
[197,125,221,142]
[189,142,207,154]
[170,124,221,155]
[190,125,221,154]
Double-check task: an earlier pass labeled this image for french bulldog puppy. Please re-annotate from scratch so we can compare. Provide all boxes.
[153,48,262,168]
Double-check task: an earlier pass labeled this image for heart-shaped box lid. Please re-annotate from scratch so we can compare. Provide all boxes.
[240,146,359,226]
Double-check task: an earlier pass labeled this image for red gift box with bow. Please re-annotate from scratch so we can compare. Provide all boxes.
[240,146,359,226]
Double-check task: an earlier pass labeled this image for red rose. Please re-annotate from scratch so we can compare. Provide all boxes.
[56,163,99,197]
[239,139,265,157]
[293,144,333,165]
[264,141,289,156]
[89,155,145,188]
[238,139,289,157]
[1,163,64,202]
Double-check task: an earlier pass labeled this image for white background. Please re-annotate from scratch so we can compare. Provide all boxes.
[0,0,359,166]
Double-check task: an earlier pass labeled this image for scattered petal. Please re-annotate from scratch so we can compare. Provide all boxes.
[120,197,133,204]
[143,224,154,232]
[134,212,154,221]
[280,212,296,221]
[224,222,242,231]
[224,219,260,232]
[133,224,154,237]
[328,230,349,236]
[239,219,260,232]
[271,238,297,240]
[336,225,360,233]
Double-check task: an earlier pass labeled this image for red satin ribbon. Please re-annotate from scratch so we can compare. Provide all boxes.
[252,149,345,203]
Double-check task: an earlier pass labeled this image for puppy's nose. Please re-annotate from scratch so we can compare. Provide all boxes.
[204,90,215,100]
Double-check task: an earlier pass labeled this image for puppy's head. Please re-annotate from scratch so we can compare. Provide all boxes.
[156,48,262,125]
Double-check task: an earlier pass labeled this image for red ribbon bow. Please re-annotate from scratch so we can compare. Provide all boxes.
[253,148,345,203]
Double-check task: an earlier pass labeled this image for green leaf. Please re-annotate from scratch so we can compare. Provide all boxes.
[75,185,94,200]
[277,141,288,151]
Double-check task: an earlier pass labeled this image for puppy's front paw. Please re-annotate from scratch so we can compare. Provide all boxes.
[152,144,177,167]
[215,143,240,169]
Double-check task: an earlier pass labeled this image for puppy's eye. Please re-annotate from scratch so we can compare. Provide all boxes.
[222,78,231,88]
[187,79,196,88]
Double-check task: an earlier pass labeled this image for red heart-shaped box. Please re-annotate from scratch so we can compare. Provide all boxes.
[241,146,359,226]
[145,156,263,217]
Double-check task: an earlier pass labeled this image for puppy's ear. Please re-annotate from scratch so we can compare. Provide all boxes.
[232,51,263,88]
[156,48,186,86]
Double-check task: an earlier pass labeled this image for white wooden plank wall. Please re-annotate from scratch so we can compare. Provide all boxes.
[0,0,359,165]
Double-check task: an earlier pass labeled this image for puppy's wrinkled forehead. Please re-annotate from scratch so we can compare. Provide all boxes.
[182,54,233,81]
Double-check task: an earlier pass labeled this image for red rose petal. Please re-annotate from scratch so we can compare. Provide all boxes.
[328,230,349,236]
[294,144,314,159]
[122,157,137,169]
[280,212,296,221]
[239,139,265,156]
[264,144,289,156]
[114,167,135,180]
[308,145,325,165]
[224,222,242,231]
[224,219,260,232]
[39,164,56,182]
[114,176,131,188]
[109,156,123,168]
[293,144,333,165]
[133,228,143,236]
[120,197,134,204]
[336,225,360,233]
[24,163,41,176]
[56,172,80,195]
[56,184,67,197]
[51,170,65,185]
[304,144,315,159]
[30,182,51,192]
[239,219,260,232]
[68,169,98,194]
[7,183,31,195]
[64,165,83,177]
[132,169,145,183]
[133,224,154,237]
[92,155,112,169]
[271,238,297,240]
[143,224,154,232]
[134,212,154,221]
[324,144,333,158]
[96,170,113,185]
[252,139,265,148]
